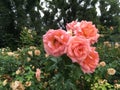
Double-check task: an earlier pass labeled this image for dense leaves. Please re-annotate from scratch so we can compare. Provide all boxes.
[0,0,120,49]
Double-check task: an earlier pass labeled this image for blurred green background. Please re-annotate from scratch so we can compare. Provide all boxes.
[0,0,120,50]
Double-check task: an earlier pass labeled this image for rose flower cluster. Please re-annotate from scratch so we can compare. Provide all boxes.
[43,20,100,74]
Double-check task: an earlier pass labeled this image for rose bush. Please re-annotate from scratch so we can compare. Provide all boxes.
[0,21,120,90]
[43,20,100,74]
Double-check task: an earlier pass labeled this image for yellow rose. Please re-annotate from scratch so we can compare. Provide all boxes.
[34,50,41,56]
[107,68,116,75]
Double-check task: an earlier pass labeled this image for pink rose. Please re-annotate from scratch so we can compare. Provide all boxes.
[66,21,78,35]
[66,36,91,63]
[36,68,41,81]
[66,20,99,44]
[78,21,99,44]
[43,29,70,57]
[80,47,99,73]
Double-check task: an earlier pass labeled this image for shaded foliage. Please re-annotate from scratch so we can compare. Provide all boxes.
[0,0,120,49]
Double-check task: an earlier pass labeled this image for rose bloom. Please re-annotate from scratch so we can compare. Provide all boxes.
[66,36,91,63]
[3,79,8,86]
[34,49,41,56]
[107,68,116,75]
[98,61,106,67]
[29,46,36,49]
[110,26,114,30]
[114,84,120,89]
[36,68,41,81]
[43,29,70,57]
[66,20,99,44]
[78,21,99,44]
[27,51,33,56]
[25,81,32,87]
[27,57,31,62]
[80,47,99,73]
[10,81,25,90]
[7,52,14,56]
[115,42,119,48]
[66,21,78,35]
[104,41,111,47]
[16,69,21,75]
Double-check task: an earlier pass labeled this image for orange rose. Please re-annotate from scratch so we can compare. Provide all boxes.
[66,20,99,44]
[66,36,91,63]
[43,29,70,57]
[80,47,99,73]
[66,21,78,36]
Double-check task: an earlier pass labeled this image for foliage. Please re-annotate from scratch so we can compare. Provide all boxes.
[97,24,120,42]
[99,0,120,27]
[20,27,41,47]
[0,39,120,89]
[0,0,42,49]
[98,0,120,41]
